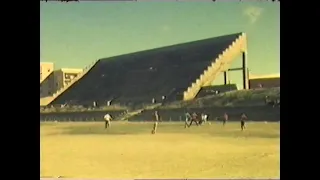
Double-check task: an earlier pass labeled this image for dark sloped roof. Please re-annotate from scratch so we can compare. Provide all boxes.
[50,33,242,106]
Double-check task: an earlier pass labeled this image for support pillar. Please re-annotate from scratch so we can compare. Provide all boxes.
[247,68,250,89]
[223,71,228,85]
[242,52,249,90]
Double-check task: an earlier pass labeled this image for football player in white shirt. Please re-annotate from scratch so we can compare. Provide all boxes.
[104,113,112,129]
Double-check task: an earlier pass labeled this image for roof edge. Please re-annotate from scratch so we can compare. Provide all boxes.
[99,32,244,62]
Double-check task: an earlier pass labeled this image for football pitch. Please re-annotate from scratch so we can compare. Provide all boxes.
[40,121,280,178]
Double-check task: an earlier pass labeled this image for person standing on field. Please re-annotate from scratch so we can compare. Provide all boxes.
[104,113,112,129]
[185,112,192,128]
[240,113,247,131]
[201,113,208,125]
[223,112,228,126]
[155,110,161,122]
[152,111,160,134]
[189,112,199,127]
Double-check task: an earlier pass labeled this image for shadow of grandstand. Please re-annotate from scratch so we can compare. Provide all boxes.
[51,122,279,139]
[40,110,125,121]
[131,106,280,122]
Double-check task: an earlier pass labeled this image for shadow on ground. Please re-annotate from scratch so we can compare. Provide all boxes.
[45,122,280,139]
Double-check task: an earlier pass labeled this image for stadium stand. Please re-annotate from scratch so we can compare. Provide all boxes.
[45,32,246,106]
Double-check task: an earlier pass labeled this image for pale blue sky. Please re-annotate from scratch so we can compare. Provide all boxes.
[40,2,279,88]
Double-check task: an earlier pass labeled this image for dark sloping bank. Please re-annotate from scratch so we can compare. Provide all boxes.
[40,105,279,122]
[133,106,280,122]
[40,110,125,121]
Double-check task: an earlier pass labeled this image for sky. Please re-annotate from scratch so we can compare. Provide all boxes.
[40,1,280,88]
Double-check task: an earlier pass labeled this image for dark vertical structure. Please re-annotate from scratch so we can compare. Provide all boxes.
[223,71,228,85]
[242,52,249,89]
[247,68,251,89]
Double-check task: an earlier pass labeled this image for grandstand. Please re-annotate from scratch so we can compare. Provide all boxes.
[42,32,248,107]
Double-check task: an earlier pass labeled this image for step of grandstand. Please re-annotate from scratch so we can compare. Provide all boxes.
[48,33,243,106]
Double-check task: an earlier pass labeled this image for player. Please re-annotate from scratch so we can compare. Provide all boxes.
[240,113,247,131]
[189,112,199,127]
[155,110,161,122]
[104,113,112,129]
[185,112,192,128]
[151,111,160,134]
[200,113,208,125]
[223,112,228,126]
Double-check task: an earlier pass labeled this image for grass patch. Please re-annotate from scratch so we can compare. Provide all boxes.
[41,121,280,178]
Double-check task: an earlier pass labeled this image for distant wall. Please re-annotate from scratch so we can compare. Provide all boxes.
[40,110,125,121]
[133,106,280,122]
[40,106,280,122]
[249,77,280,89]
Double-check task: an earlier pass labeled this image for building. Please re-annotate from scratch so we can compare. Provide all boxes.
[40,62,54,82]
[40,73,55,98]
[54,68,83,91]
[249,73,280,89]
[40,62,55,97]
[40,62,83,98]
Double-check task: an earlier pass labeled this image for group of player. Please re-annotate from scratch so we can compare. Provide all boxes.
[222,112,248,131]
[103,110,248,134]
[184,112,208,128]
[184,112,247,130]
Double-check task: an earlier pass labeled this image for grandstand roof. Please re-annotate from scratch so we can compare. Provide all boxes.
[249,73,280,80]
[40,62,54,65]
[58,68,83,73]
[49,32,243,106]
